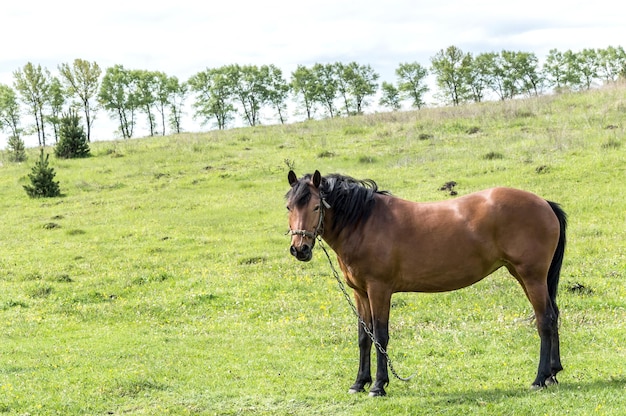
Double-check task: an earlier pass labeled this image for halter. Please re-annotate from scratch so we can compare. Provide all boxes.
[288,197,331,241]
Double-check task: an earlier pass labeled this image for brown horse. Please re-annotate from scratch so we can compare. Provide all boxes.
[286,170,567,397]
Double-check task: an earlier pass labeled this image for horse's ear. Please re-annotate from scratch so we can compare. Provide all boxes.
[312,170,321,188]
[288,170,298,186]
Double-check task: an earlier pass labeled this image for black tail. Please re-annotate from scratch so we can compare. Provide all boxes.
[546,201,567,307]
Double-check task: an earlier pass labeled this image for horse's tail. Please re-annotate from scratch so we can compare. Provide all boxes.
[546,201,567,309]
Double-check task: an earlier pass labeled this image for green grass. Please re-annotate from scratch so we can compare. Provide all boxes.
[1,84,625,414]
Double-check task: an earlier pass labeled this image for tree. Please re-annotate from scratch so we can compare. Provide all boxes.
[167,76,188,133]
[544,49,592,92]
[395,62,429,108]
[263,65,289,124]
[339,62,379,114]
[484,51,530,100]
[188,67,235,130]
[379,81,401,111]
[151,71,171,136]
[58,59,101,141]
[563,50,585,91]
[0,83,25,162]
[99,65,140,139]
[497,51,522,99]
[312,63,339,117]
[597,46,626,83]
[578,48,600,90]
[47,77,66,143]
[23,149,61,198]
[6,135,27,162]
[543,49,569,92]
[13,62,51,146]
[333,62,353,116]
[54,109,90,159]
[0,84,22,140]
[507,51,543,97]
[467,52,496,102]
[225,64,269,127]
[134,69,159,136]
[291,65,318,120]
[430,46,472,105]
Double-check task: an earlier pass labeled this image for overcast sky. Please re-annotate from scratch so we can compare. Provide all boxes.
[1,0,624,146]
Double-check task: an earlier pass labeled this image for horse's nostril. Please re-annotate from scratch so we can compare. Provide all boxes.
[301,245,311,256]
[290,246,298,257]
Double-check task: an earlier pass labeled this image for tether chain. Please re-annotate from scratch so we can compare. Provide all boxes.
[318,238,415,382]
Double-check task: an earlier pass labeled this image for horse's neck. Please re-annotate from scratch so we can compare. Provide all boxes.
[321,193,389,259]
[320,211,343,252]
[321,218,363,260]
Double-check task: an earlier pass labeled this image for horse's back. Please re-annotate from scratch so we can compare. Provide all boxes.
[477,187,561,267]
[441,187,560,259]
[392,187,555,233]
[366,187,561,292]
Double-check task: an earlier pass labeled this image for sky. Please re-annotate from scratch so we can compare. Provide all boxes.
[1,0,624,147]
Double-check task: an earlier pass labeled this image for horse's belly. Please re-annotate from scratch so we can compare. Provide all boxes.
[396,257,503,293]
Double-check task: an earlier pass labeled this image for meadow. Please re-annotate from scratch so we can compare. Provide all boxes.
[0,83,625,415]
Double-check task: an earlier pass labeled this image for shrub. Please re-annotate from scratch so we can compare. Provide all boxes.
[7,135,27,162]
[418,133,434,140]
[318,150,335,158]
[23,149,61,198]
[54,109,90,159]
[483,151,504,160]
[358,155,376,164]
[601,138,621,149]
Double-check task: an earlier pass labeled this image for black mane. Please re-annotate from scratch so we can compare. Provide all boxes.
[286,173,389,233]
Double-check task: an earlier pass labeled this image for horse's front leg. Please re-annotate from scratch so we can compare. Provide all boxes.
[349,290,373,394]
[368,288,392,397]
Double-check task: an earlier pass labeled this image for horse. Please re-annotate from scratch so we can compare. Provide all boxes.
[285,170,567,397]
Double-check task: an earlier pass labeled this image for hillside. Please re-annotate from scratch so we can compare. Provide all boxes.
[0,83,625,414]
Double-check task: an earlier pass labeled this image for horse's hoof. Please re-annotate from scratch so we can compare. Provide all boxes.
[530,375,558,391]
[348,388,365,394]
[368,389,386,397]
[545,376,558,386]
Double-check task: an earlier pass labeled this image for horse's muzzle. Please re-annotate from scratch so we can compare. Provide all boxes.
[290,244,313,262]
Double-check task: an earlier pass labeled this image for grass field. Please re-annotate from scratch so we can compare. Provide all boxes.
[1,84,625,415]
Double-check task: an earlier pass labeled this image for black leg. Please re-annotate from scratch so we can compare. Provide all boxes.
[550,302,563,379]
[349,320,373,393]
[349,292,372,394]
[369,318,390,397]
[532,308,558,388]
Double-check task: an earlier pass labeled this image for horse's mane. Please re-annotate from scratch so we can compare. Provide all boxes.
[286,173,389,233]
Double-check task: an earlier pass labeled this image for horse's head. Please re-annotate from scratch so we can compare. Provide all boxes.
[285,170,328,262]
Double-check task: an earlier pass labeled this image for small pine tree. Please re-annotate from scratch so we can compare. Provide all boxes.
[7,135,27,162]
[54,109,90,159]
[23,149,61,198]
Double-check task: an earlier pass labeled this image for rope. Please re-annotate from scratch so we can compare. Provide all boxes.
[318,238,416,382]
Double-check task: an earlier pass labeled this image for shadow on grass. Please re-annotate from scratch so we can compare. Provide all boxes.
[421,376,626,406]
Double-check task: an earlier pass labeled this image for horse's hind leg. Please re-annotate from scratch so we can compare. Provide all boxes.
[524,280,560,388]
[510,264,561,388]
[549,300,563,382]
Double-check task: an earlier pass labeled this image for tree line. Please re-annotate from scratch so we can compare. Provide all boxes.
[1,45,625,151]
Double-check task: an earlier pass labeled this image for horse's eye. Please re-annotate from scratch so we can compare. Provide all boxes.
[313,205,320,212]
[286,206,292,212]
